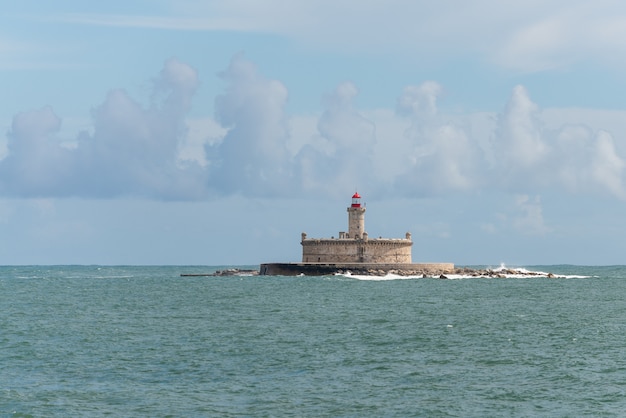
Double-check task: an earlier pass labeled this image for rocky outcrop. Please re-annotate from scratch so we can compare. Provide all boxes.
[353,266,555,278]
[180,268,259,277]
[260,262,454,276]
[260,263,555,277]
[182,265,555,278]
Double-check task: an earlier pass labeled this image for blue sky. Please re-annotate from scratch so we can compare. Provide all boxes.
[3,1,626,265]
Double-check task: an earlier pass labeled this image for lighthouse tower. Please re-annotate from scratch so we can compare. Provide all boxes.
[347,192,366,239]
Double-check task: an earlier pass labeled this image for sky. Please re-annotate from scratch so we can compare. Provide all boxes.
[3,1,626,265]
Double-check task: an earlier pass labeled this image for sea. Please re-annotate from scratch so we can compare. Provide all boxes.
[2,265,626,417]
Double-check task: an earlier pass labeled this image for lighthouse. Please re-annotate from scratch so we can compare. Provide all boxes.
[347,192,366,239]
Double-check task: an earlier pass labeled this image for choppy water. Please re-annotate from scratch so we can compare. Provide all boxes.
[3,265,626,417]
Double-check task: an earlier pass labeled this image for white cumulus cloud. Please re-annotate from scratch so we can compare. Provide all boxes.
[393,82,482,195]
[2,55,626,205]
[208,54,294,196]
[0,58,206,199]
[491,86,626,199]
[590,130,626,199]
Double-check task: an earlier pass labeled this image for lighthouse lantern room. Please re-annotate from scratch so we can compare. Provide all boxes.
[351,192,361,208]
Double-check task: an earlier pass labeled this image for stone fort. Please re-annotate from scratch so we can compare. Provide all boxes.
[301,193,413,263]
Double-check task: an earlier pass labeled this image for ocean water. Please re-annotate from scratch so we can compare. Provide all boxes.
[2,265,626,417]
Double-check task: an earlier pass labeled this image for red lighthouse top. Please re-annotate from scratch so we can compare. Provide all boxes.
[351,192,361,207]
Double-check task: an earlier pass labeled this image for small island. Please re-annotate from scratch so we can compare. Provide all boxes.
[261,192,454,276]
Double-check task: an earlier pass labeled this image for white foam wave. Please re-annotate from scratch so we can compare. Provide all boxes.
[337,271,416,281]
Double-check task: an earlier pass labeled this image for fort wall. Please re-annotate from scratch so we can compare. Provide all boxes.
[301,237,412,263]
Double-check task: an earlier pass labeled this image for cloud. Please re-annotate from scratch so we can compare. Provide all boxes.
[590,130,626,199]
[0,58,206,199]
[44,1,626,72]
[491,86,626,198]
[207,57,379,198]
[208,54,294,196]
[0,106,76,196]
[2,55,626,204]
[0,31,80,71]
[47,13,256,31]
[393,82,482,195]
[512,194,550,235]
[294,81,378,196]
[491,2,626,71]
[492,85,548,188]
